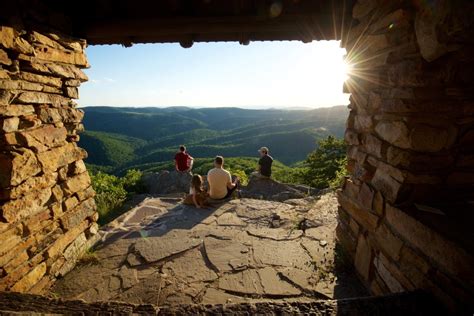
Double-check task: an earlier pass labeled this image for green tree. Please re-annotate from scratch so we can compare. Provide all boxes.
[302,136,347,189]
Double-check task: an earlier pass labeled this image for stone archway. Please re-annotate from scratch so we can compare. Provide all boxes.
[0,0,473,312]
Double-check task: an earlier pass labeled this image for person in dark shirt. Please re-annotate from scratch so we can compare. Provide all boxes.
[174,145,194,172]
[258,146,273,177]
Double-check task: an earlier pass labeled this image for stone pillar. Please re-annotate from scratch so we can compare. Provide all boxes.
[338,0,474,312]
[0,26,98,293]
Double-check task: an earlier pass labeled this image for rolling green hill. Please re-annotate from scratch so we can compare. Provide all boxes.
[79,105,348,174]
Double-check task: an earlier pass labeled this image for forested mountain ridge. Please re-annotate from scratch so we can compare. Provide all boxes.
[79,105,348,174]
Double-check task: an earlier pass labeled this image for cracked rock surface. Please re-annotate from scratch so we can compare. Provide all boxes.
[52,192,366,306]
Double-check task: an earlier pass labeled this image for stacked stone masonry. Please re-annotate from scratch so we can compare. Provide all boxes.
[0,25,98,294]
[338,0,474,313]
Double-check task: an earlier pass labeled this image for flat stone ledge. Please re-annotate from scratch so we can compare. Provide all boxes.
[0,291,445,315]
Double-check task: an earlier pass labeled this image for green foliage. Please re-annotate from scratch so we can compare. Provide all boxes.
[122,169,146,193]
[302,136,347,189]
[228,169,249,186]
[90,169,144,225]
[329,156,349,189]
[273,166,306,184]
[90,171,127,224]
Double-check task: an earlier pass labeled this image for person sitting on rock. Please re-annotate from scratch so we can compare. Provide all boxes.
[183,174,209,208]
[257,146,273,178]
[174,145,194,173]
[207,156,239,200]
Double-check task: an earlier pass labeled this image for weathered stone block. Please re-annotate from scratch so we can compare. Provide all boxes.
[355,234,372,282]
[0,236,34,268]
[409,125,449,152]
[16,91,69,107]
[63,196,79,213]
[23,209,52,235]
[386,204,474,282]
[29,31,64,50]
[0,48,11,65]
[363,134,383,158]
[61,172,91,196]
[0,26,33,55]
[399,245,430,287]
[342,178,360,199]
[2,117,19,132]
[59,198,95,231]
[37,143,87,172]
[2,251,29,275]
[0,104,35,117]
[372,190,384,215]
[358,183,375,210]
[0,225,23,256]
[33,45,88,67]
[375,121,410,149]
[1,187,52,223]
[373,223,404,261]
[337,190,380,231]
[0,148,41,188]
[373,254,405,292]
[65,86,78,99]
[70,160,87,175]
[0,80,43,92]
[10,262,47,293]
[18,115,42,131]
[345,129,360,145]
[15,71,62,88]
[76,186,95,202]
[16,125,67,153]
[371,169,402,203]
[59,233,88,276]
[47,220,89,260]
[51,184,64,203]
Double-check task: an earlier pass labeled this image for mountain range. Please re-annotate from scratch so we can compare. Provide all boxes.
[79,105,349,174]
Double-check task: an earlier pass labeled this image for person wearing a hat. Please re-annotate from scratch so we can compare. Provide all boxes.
[257,146,273,178]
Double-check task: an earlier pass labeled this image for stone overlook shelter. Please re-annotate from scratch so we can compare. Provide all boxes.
[0,0,473,314]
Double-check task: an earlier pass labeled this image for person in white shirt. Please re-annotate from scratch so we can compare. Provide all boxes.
[207,156,239,199]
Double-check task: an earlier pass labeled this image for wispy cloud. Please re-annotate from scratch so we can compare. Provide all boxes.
[88,77,116,84]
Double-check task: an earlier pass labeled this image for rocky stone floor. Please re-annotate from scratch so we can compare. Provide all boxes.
[51,192,367,306]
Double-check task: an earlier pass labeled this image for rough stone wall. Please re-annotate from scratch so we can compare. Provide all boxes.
[338,0,474,312]
[0,26,98,293]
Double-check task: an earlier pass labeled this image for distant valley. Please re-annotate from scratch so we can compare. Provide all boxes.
[79,106,349,175]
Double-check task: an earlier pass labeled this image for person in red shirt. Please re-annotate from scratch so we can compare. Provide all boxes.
[174,145,194,172]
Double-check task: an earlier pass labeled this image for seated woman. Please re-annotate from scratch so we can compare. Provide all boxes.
[183,174,209,208]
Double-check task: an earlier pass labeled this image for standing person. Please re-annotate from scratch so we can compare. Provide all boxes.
[174,145,194,173]
[207,156,239,199]
[257,146,273,178]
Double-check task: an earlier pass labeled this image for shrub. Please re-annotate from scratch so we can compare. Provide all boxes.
[122,169,145,193]
[90,171,127,223]
[229,169,249,186]
[90,169,144,225]
[302,136,347,189]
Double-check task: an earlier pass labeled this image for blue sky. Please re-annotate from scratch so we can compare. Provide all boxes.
[79,40,349,109]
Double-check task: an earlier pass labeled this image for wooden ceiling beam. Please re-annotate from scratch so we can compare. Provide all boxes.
[83,15,338,44]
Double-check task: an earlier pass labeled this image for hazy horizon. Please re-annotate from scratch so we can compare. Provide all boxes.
[79,41,350,109]
[78,104,347,110]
